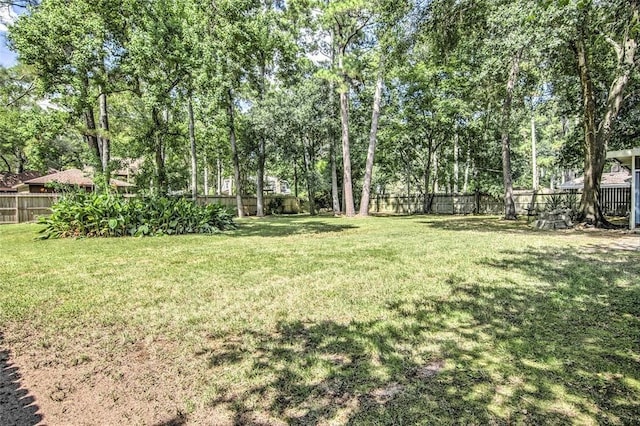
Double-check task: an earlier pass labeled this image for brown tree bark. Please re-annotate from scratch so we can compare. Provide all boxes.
[359,58,384,216]
[0,155,11,172]
[576,3,637,226]
[302,136,316,216]
[500,49,522,220]
[98,88,110,177]
[83,106,101,164]
[338,47,355,217]
[256,62,267,217]
[151,107,168,194]
[227,89,244,217]
[330,40,341,216]
[188,96,197,201]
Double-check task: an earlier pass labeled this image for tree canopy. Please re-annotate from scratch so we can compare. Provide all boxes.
[1,0,637,225]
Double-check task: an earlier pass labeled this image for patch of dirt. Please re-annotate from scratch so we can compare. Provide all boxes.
[0,346,43,426]
[2,326,206,425]
[413,359,446,380]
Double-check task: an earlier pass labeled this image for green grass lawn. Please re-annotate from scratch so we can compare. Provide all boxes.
[1,215,639,424]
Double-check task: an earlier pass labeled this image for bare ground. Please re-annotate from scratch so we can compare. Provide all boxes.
[1,326,224,426]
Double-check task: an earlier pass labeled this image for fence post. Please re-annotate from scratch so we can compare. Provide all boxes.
[14,194,19,223]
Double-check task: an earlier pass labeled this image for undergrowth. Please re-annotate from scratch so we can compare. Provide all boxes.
[38,191,236,238]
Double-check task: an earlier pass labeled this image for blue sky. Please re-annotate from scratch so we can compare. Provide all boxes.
[0,34,17,67]
[0,4,20,68]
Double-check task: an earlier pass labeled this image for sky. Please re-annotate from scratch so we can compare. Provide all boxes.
[0,4,19,67]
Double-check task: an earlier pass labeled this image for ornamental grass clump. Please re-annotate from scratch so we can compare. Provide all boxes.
[38,191,236,239]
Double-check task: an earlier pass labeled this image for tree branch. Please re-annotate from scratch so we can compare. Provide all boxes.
[5,82,35,107]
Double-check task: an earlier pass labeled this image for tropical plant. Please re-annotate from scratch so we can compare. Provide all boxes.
[38,191,236,239]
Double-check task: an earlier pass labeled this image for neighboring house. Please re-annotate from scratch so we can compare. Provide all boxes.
[13,169,134,193]
[559,165,631,190]
[0,171,47,193]
[113,158,143,183]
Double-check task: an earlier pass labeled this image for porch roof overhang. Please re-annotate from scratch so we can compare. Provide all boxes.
[606,148,640,167]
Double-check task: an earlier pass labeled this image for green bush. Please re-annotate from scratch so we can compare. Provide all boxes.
[544,192,579,219]
[38,192,236,239]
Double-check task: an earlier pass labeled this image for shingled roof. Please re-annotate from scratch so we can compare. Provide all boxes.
[22,169,133,188]
[559,170,631,190]
[0,171,47,192]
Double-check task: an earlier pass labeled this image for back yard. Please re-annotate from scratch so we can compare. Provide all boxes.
[1,216,639,425]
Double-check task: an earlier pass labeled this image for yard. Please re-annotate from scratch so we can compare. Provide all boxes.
[1,216,639,425]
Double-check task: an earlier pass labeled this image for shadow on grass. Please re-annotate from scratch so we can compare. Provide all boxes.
[199,244,640,424]
[230,216,359,238]
[418,215,541,234]
[0,333,42,426]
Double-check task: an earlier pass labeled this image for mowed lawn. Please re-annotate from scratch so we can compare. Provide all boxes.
[1,216,639,425]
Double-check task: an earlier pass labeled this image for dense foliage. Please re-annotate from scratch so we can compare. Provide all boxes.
[38,192,236,238]
[0,0,637,225]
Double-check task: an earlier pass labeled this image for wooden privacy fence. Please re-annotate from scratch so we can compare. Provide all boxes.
[0,194,301,224]
[0,189,631,224]
[370,188,632,216]
[196,195,301,216]
[0,194,58,224]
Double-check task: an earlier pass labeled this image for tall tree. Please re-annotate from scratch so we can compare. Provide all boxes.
[572,1,639,226]
[9,0,136,179]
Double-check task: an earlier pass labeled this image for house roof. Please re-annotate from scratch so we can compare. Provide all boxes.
[0,171,47,191]
[606,147,640,167]
[21,169,133,188]
[559,171,631,190]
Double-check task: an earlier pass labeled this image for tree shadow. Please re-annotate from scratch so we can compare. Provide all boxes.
[418,216,542,234]
[153,412,188,426]
[0,333,42,426]
[197,244,640,424]
[229,216,359,238]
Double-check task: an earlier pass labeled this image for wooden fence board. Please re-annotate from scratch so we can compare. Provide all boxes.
[370,188,631,217]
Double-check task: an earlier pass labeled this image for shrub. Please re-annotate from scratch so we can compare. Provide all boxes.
[544,192,579,219]
[38,192,236,239]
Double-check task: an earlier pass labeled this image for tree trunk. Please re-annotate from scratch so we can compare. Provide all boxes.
[577,4,637,226]
[359,58,384,216]
[303,137,316,216]
[227,89,243,217]
[216,157,222,195]
[256,137,266,217]
[433,150,439,193]
[98,88,110,178]
[293,159,298,197]
[188,96,197,200]
[531,117,538,190]
[463,147,470,193]
[256,62,267,217]
[329,30,341,215]
[204,159,209,197]
[338,49,355,217]
[453,131,459,194]
[0,155,11,172]
[152,107,168,194]
[422,141,434,213]
[500,49,522,220]
[83,107,101,165]
[330,140,340,214]
[15,149,26,174]
[80,73,101,167]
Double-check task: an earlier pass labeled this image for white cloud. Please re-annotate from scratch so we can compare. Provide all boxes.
[0,5,18,32]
